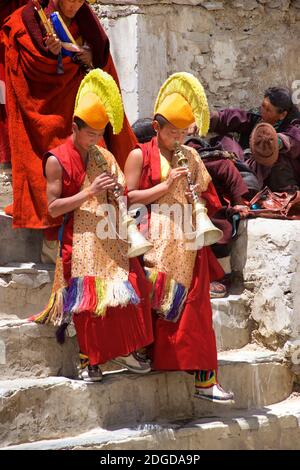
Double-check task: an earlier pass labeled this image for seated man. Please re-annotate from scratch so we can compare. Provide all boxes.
[210,87,300,193]
[125,72,234,404]
[32,69,153,382]
[132,118,156,144]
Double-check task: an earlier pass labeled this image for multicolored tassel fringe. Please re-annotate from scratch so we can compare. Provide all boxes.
[195,370,217,389]
[144,268,188,322]
[29,277,140,326]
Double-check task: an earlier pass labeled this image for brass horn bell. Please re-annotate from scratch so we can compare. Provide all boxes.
[193,199,223,248]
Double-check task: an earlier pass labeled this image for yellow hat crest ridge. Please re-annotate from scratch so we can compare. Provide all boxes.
[154,72,210,136]
[74,68,124,134]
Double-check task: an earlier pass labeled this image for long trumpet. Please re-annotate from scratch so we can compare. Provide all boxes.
[32,0,54,34]
[32,1,92,74]
[89,145,153,258]
[174,141,223,248]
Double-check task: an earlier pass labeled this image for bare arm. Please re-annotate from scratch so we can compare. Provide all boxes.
[124,148,188,205]
[46,155,116,218]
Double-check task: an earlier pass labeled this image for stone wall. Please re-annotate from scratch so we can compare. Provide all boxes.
[231,219,300,377]
[93,0,300,124]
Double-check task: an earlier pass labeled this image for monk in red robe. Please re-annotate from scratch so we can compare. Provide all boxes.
[0,0,28,164]
[33,69,153,382]
[3,0,136,229]
[125,72,234,403]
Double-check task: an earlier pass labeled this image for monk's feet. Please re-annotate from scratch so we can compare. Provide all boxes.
[78,364,103,383]
[112,353,151,374]
[209,281,227,298]
[194,383,235,405]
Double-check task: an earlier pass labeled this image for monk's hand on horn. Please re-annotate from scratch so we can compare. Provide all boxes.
[45,33,62,56]
[88,173,116,196]
[185,183,199,203]
[165,167,188,189]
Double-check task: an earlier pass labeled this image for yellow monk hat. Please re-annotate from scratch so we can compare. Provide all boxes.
[154,72,210,136]
[155,93,195,129]
[74,92,109,130]
[74,69,124,134]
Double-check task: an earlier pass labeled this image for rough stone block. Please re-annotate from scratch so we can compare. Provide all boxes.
[0,264,54,318]
[0,212,43,264]
[212,295,250,351]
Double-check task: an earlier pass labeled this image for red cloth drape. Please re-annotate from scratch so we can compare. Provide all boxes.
[137,138,224,371]
[0,1,28,163]
[43,137,85,280]
[3,4,136,229]
[73,258,153,366]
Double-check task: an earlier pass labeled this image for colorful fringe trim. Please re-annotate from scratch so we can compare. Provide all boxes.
[30,277,140,326]
[144,268,188,322]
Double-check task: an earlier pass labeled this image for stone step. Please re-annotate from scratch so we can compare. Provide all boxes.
[0,263,54,318]
[0,212,43,264]
[0,348,294,447]
[0,319,78,379]
[0,167,13,212]
[3,395,300,450]
[0,293,251,379]
[1,262,249,335]
[212,294,250,351]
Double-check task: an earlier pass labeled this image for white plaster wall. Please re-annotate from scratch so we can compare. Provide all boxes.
[94,1,300,123]
[94,6,139,123]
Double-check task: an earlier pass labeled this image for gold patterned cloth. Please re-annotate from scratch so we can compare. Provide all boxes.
[72,147,129,281]
[143,145,211,321]
[34,146,140,325]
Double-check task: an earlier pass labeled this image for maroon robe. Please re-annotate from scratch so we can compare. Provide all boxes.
[211,108,300,191]
[3,1,136,229]
[0,0,28,163]
[136,138,224,371]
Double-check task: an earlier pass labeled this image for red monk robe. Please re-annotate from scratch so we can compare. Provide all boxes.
[137,137,224,371]
[3,1,136,229]
[41,137,153,365]
[0,1,28,164]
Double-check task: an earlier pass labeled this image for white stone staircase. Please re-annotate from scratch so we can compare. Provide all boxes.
[4,398,300,450]
[0,201,300,449]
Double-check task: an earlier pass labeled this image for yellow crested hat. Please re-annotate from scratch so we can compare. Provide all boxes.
[74,69,124,134]
[154,72,210,136]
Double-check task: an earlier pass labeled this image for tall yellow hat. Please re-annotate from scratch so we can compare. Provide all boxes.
[74,69,124,134]
[154,72,210,136]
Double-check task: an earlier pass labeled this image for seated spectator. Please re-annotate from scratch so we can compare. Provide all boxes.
[132,118,156,144]
[210,87,300,194]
